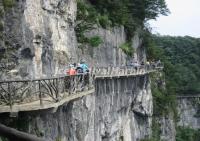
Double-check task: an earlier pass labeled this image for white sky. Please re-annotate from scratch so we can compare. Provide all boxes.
[149,0,200,37]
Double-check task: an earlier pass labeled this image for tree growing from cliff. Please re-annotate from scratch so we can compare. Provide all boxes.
[75,0,103,49]
[76,0,169,54]
[88,0,169,33]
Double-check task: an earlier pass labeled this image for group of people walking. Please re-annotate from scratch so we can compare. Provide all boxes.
[66,59,161,76]
[67,60,89,76]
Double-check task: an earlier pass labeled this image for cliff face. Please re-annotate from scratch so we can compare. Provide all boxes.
[80,27,145,67]
[159,115,176,141]
[2,1,200,141]
[0,0,145,79]
[177,98,200,129]
[0,75,152,141]
[1,0,77,79]
[0,0,152,141]
[155,97,200,141]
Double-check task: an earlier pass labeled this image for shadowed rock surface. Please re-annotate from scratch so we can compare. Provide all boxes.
[177,97,200,129]
[0,75,152,141]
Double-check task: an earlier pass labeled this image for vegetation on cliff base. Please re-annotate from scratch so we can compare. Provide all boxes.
[88,36,103,47]
[176,127,200,141]
[144,32,177,116]
[146,34,200,141]
[2,0,15,9]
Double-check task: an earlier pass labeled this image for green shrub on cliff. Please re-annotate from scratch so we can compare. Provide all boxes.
[75,0,103,48]
[119,42,134,56]
[88,36,103,47]
[98,14,111,28]
[0,137,9,141]
[176,127,200,141]
[0,22,3,31]
[2,0,15,9]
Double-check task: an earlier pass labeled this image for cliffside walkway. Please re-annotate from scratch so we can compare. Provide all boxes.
[0,64,163,113]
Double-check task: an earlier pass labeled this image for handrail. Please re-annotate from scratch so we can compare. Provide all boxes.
[0,73,89,83]
[0,64,163,113]
[0,73,94,110]
[0,63,163,82]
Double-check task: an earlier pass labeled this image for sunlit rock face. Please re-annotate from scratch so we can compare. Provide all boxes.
[79,27,145,68]
[1,0,77,79]
[23,0,78,77]
[177,98,200,129]
[1,0,146,79]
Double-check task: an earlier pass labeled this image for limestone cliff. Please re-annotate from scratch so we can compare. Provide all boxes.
[3,0,200,141]
[0,1,153,141]
[177,97,200,129]
[0,0,77,79]
[0,75,152,141]
[0,0,145,79]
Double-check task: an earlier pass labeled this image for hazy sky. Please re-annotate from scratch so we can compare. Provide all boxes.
[149,0,200,37]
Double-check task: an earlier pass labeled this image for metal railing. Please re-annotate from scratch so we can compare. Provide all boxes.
[0,63,163,111]
[0,73,94,108]
[91,63,163,77]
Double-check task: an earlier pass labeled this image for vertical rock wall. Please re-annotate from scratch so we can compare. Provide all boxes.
[177,98,200,129]
[159,116,176,141]
[80,27,145,67]
[0,75,152,141]
[0,1,152,141]
[0,0,146,79]
[1,0,77,79]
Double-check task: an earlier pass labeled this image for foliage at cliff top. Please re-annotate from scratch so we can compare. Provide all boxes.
[91,0,168,36]
[75,0,169,49]
[2,0,15,9]
[148,35,200,95]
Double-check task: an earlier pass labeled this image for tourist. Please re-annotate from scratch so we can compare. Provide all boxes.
[67,64,76,75]
[80,60,89,73]
[146,61,150,70]
[76,63,84,74]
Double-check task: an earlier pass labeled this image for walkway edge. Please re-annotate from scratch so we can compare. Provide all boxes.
[0,89,95,113]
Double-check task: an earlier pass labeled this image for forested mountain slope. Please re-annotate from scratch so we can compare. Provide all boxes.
[151,35,200,95]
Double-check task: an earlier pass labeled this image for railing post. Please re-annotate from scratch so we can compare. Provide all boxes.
[131,67,133,75]
[111,67,113,76]
[74,76,77,94]
[38,80,43,106]
[69,76,72,95]
[125,67,127,75]
[55,78,59,101]
[68,76,72,95]
[8,82,12,109]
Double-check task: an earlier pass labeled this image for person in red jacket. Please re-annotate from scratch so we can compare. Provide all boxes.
[67,64,76,75]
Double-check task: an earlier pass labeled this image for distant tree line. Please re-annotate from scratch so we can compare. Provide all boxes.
[149,35,200,95]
